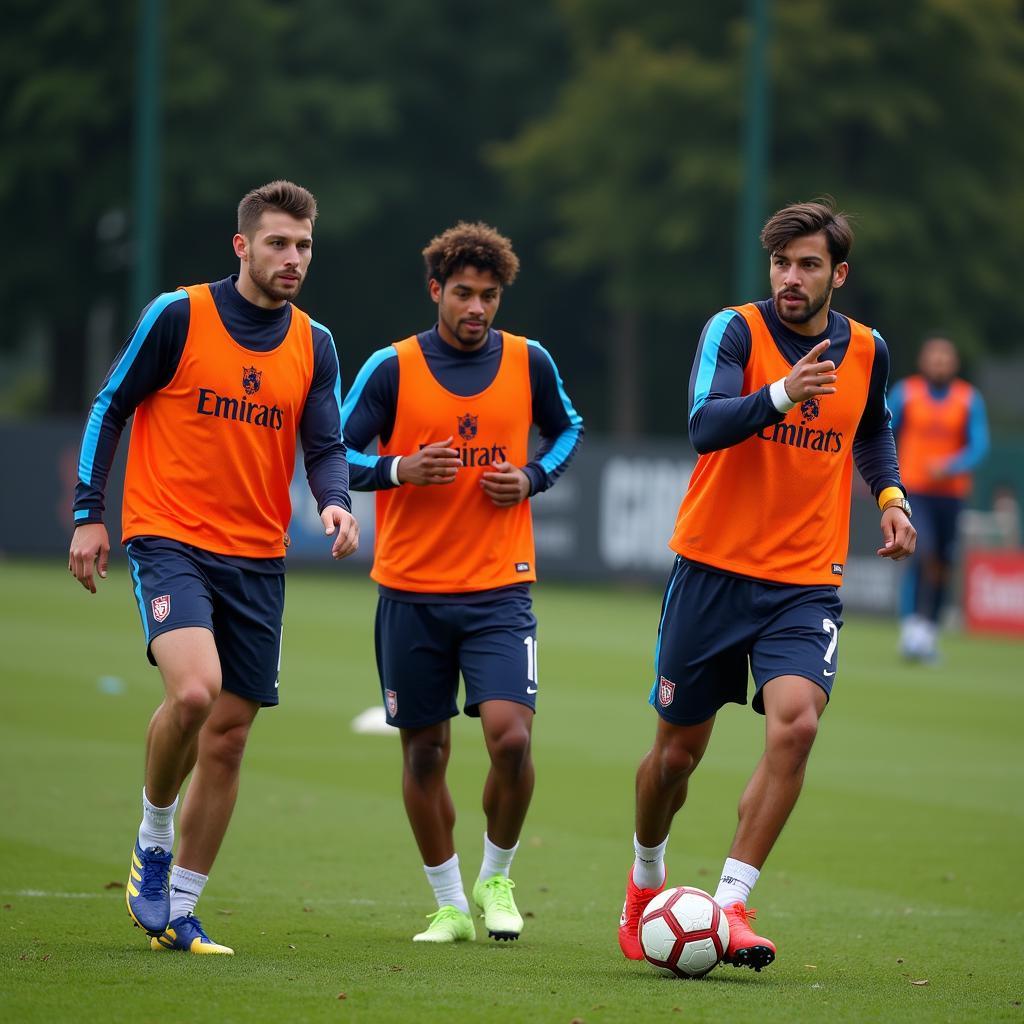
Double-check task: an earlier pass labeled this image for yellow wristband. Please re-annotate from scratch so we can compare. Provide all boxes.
[878,486,903,511]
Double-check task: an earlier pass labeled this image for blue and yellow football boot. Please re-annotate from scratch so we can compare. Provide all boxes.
[126,840,172,935]
[151,915,234,955]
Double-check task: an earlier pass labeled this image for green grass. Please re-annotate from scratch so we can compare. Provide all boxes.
[1,560,1022,1023]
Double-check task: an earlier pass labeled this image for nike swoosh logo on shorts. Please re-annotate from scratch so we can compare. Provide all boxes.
[824,670,835,677]
[527,686,538,694]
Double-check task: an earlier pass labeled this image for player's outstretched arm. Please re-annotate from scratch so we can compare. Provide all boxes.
[321,506,359,560]
[396,437,462,486]
[480,462,531,507]
[69,523,110,593]
[876,507,916,561]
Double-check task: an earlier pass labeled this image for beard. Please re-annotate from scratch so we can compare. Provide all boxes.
[248,261,304,303]
[441,310,489,348]
[775,284,831,325]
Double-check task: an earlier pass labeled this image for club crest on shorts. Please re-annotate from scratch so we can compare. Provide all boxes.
[151,594,171,623]
[385,689,398,718]
[658,675,676,707]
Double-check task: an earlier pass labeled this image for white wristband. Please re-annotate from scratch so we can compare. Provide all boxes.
[769,377,797,413]
[389,456,403,486]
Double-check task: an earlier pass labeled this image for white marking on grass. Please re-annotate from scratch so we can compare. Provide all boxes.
[9,890,106,899]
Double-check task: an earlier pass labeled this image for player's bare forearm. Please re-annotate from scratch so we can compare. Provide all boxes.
[876,508,915,561]
[68,523,110,593]
[480,462,530,507]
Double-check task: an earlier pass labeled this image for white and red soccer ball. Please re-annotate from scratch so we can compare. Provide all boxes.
[639,886,730,979]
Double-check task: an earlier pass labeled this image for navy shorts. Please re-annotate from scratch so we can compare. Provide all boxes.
[908,493,962,565]
[374,592,539,729]
[124,537,285,707]
[650,556,843,725]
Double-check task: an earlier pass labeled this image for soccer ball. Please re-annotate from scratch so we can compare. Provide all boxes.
[639,886,729,979]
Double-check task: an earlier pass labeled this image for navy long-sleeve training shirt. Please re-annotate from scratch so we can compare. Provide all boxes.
[73,276,350,555]
[687,298,903,498]
[342,325,583,603]
[342,326,583,496]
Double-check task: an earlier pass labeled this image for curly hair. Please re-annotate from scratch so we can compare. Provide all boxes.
[422,221,520,287]
[760,197,853,267]
[237,180,318,236]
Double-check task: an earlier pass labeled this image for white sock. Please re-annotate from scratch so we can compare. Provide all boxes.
[714,857,760,908]
[169,865,207,920]
[632,833,668,890]
[424,853,469,913]
[478,833,518,881]
[138,788,177,852]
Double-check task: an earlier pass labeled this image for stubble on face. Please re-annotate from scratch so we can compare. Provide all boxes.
[247,254,305,303]
[774,281,832,325]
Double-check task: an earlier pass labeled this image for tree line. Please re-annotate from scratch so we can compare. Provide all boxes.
[5,0,1022,433]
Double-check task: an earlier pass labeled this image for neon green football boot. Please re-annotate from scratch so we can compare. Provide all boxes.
[412,905,476,943]
[472,875,524,941]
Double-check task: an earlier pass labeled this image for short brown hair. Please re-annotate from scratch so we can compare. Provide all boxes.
[237,180,318,236]
[422,221,520,287]
[760,198,853,266]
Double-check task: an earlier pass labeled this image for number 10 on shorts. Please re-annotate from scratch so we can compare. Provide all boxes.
[524,636,538,693]
[822,618,838,677]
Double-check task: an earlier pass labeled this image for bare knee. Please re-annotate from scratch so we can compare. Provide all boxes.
[204,721,252,774]
[168,681,219,733]
[487,726,532,779]
[653,737,702,785]
[771,709,819,763]
[404,735,449,784]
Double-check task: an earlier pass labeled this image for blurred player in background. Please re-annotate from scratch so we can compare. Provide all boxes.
[618,199,915,971]
[68,181,358,955]
[889,336,989,661]
[342,222,582,943]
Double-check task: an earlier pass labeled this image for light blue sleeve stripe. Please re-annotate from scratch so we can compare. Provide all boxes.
[74,509,92,522]
[346,448,378,468]
[310,318,344,441]
[887,378,905,434]
[78,291,187,487]
[125,543,151,644]
[689,309,739,421]
[872,329,895,419]
[340,346,398,468]
[526,340,583,474]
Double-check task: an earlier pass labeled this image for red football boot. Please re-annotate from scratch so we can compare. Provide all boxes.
[618,867,665,960]
[722,902,776,971]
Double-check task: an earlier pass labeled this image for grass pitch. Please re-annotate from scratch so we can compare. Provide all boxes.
[1,560,1021,1023]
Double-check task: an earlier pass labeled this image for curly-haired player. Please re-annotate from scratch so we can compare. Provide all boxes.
[342,222,583,944]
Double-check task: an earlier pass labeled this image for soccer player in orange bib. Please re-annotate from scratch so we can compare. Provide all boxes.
[68,181,358,954]
[889,336,989,662]
[617,200,916,970]
[342,223,583,943]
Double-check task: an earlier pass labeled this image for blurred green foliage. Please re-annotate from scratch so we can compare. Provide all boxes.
[4,0,1023,431]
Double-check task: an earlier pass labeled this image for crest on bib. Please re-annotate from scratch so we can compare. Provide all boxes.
[457,413,478,441]
[800,397,820,423]
[242,366,263,395]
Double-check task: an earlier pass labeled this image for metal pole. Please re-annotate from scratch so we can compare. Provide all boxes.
[131,0,162,316]
[736,0,770,301]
